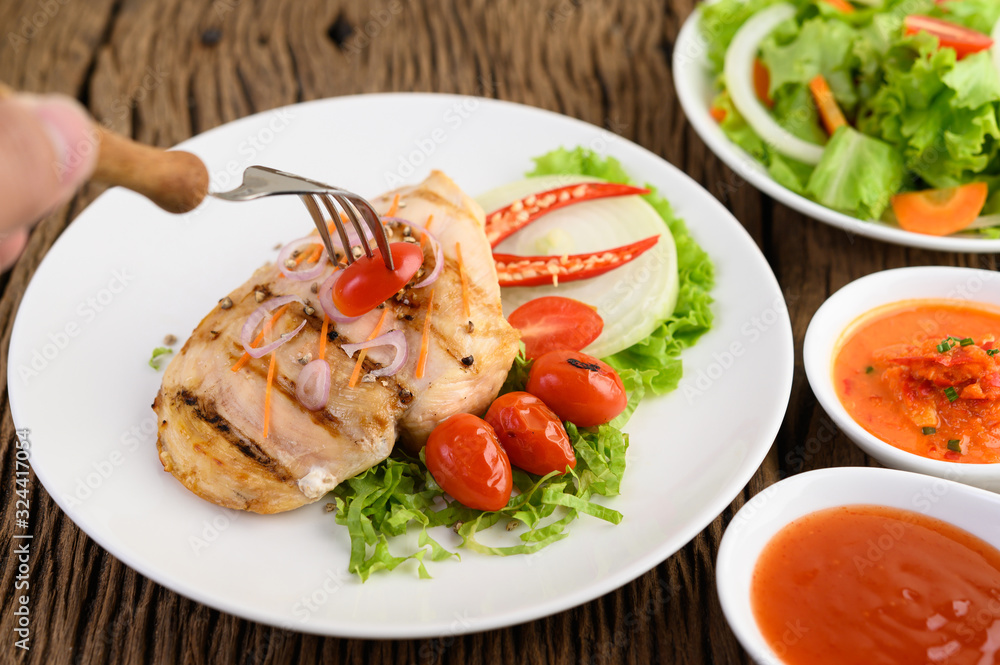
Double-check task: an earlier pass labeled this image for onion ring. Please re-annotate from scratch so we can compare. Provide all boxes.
[341,330,408,377]
[381,216,444,288]
[277,235,329,281]
[240,295,308,358]
[296,359,331,411]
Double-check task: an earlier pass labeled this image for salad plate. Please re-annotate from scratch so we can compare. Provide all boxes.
[673,1,1000,254]
[7,93,793,638]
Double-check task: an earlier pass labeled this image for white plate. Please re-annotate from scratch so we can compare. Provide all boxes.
[7,93,793,638]
[673,5,1000,254]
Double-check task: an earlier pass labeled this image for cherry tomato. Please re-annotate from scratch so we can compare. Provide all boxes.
[507,296,604,360]
[903,15,993,60]
[484,392,576,475]
[332,242,424,316]
[424,413,512,512]
[526,350,627,427]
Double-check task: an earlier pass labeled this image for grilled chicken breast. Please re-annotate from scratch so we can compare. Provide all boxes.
[153,171,520,513]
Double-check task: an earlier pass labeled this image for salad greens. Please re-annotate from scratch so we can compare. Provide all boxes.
[701,0,1000,226]
[331,148,716,580]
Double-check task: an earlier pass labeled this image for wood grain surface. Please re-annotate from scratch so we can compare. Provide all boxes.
[1,1,996,663]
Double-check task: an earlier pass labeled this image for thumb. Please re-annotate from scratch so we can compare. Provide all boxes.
[0,94,98,235]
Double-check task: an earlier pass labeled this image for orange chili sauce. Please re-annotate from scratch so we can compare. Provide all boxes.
[833,299,1000,463]
[752,505,1000,665]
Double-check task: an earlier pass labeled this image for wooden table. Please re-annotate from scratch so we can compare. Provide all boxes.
[1,1,996,663]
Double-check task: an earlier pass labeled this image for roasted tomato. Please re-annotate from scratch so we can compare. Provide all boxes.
[331,242,424,316]
[526,350,627,427]
[424,413,512,511]
[484,392,576,475]
[507,296,604,360]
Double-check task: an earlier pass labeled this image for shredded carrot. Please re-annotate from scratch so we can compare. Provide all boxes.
[416,288,435,379]
[263,353,277,437]
[424,214,434,231]
[455,241,470,318]
[261,312,279,438]
[292,243,324,267]
[387,194,400,217]
[348,309,390,388]
[318,314,330,359]
[231,303,291,372]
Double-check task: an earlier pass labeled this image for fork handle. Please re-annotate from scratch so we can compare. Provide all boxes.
[0,82,209,214]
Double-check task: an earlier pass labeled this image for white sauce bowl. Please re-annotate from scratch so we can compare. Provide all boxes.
[716,466,1000,664]
[804,266,1000,492]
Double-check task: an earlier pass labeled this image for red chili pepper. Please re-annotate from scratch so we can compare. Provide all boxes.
[484,182,650,248]
[493,235,659,287]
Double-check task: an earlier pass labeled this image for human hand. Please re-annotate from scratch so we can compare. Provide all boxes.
[0,94,97,271]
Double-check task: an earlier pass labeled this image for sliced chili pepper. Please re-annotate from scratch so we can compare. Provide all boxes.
[484,182,650,248]
[493,235,659,288]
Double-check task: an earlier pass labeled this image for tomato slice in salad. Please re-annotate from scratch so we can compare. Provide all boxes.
[331,242,424,316]
[507,296,604,360]
[891,182,988,236]
[903,16,994,59]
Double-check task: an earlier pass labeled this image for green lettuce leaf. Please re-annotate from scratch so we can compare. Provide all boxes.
[761,17,862,113]
[858,35,1000,188]
[527,147,716,394]
[806,126,904,219]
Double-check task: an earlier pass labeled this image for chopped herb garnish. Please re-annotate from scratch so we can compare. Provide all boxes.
[947,440,962,453]
[149,346,174,370]
[937,340,955,353]
[959,337,975,347]
[865,366,874,374]
[944,387,959,402]
[988,349,999,357]
[922,427,936,435]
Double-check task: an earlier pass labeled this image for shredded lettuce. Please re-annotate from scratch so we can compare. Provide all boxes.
[331,148,715,580]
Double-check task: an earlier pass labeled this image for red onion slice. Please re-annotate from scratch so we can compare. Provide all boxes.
[382,216,443,288]
[278,235,329,282]
[341,329,408,377]
[240,295,308,358]
[296,359,331,411]
[318,270,362,323]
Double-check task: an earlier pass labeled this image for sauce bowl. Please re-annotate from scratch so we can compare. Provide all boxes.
[716,466,1000,664]
[804,266,1000,493]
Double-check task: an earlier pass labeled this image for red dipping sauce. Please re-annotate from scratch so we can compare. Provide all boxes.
[752,505,1000,665]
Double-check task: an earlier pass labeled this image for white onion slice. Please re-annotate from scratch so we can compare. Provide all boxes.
[318,270,362,324]
[723,3,825,165]
[277,235,328,281]
[296,359,331,411]
[476,175,678,358]
[992,16,1000,78]
[341,330,408,377]
[964,214,1000,231]
[240,295,308,358]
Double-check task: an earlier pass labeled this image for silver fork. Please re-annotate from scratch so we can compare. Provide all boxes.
[212,166,395,270]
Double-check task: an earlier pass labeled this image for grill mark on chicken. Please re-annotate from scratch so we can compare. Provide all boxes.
[172,389,296,483]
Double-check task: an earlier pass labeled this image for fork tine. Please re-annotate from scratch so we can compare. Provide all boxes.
[300,195,338,263]
[346,195,395,271]
[319,195,353,265]
[338,196,375,260]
